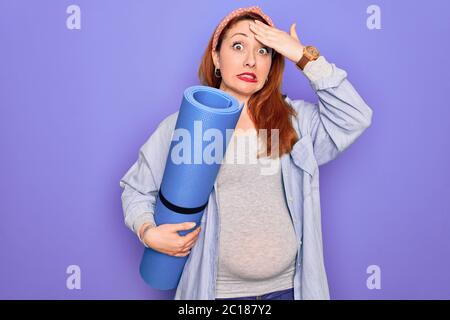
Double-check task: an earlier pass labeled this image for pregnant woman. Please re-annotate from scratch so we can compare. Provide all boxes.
[119,6,373,300]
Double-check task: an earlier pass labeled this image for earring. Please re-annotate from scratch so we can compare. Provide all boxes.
[214,67,221,78]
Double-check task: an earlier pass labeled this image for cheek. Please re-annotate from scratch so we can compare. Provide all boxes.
[262,59,272,71]
[257,62,271,79]
[220,61,241,78]
[220,49,247,68]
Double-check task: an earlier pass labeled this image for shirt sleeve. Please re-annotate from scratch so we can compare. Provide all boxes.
[302,55,333,82]
[119,146,158,236]
[119,129,165,236]
[293,55,373,166]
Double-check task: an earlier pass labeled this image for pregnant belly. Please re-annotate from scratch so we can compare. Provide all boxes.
[217,224,298,281]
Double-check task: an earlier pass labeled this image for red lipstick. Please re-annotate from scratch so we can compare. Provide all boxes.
[237,72,257,83]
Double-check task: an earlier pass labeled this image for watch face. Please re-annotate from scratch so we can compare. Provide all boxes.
[306,46,320,58]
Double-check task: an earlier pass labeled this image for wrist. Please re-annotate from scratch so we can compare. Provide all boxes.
[294,44,304,63]
[295,45,320,71]
[138,222,156,248]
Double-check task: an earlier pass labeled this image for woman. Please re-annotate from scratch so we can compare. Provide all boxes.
[119,6,373,300]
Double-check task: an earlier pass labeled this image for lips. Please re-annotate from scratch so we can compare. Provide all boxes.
[237,72,257,83]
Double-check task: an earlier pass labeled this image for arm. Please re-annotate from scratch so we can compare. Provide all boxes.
[119,147,158,238]
[300,55,373,166]
[246,20,372,166]
[119,114,175,241]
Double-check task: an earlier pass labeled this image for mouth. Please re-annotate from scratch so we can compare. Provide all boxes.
[237,72,257,83]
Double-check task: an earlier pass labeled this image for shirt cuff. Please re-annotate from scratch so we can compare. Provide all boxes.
[133,212,156,236]
[302,55,333,82]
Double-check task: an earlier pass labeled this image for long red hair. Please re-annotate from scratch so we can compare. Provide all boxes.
[198,12,298,157]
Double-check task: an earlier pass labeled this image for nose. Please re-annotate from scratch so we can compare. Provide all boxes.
[244,50,256,69]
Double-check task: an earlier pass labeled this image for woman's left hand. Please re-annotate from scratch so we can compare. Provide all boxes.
[249,20,304,63]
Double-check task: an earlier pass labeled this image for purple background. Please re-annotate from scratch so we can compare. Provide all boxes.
[1,0,449,299]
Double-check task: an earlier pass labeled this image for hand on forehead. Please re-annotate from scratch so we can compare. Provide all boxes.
[212,6,274,53]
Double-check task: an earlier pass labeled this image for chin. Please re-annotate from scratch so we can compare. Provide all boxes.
[235,82,259,92]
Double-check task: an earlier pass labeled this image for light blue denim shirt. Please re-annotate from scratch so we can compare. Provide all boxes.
[119,56,373,300]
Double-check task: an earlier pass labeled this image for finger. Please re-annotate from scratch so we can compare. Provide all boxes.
[182,234,200,250]
[180,226,201,243]
[253,33,273,47]
[248,24,273,47]
[248,22,256,33]
[254,20,276,32]
[172,222,197,232]
[290,23,300,41]
[249,22,263,36]
[251,21,276,38]
[249,25,270,41]
[174,250,190,257]
[181,242,195,253]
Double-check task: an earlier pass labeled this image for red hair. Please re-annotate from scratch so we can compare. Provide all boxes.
[198,12,298,157]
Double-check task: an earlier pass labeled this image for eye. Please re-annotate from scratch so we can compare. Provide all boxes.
[259,47,270,55]
[232,41,244,50]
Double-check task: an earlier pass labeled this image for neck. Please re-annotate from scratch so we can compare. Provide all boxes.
[219,83,249,108]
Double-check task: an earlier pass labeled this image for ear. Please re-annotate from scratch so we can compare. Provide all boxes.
[211,50,220,69]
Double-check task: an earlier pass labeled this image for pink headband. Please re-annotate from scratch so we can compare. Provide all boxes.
[211,6,275,54]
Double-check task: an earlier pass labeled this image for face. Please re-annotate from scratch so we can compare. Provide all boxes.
[212,19,273,105]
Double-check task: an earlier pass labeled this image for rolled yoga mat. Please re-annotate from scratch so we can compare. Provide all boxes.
[139,85,243,290]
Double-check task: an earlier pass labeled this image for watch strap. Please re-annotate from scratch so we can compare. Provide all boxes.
[296,53,311,71]
[296,46,320,71]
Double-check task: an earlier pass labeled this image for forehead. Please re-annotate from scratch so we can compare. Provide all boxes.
[224,19,254,39]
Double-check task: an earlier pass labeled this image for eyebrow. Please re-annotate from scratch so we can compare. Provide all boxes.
[231,32,248,38]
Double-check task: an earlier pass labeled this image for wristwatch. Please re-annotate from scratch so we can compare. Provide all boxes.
[296,45,320,71]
